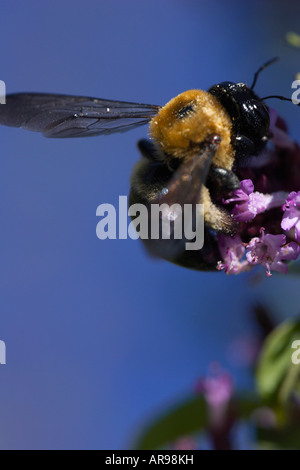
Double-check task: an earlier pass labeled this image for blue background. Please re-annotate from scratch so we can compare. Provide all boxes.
[0,0,300,449]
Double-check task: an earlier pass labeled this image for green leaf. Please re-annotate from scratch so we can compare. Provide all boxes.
[236,395,262,418]
[257,426,300,450]
[256,318,300,403]
[134,395,207,450]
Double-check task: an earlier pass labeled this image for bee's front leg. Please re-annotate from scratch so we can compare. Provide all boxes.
[207,165,240,198]
[137,139,159,161]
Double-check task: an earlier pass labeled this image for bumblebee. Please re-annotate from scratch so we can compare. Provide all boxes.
[0,59,292,270]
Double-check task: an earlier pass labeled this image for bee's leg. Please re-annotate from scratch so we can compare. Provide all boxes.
[201,185,236,234]
[207,165,240,198]
[234,134,257,156]
[137,139,159,161]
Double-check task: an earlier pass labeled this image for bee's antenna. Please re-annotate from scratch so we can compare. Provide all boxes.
[251,57,279,90]
[260,95,299,105]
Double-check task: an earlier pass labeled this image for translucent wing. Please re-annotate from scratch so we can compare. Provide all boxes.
[142,135,221,261]
[0,93,161,138]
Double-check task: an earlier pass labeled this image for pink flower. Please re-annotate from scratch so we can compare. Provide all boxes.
[217,234,250,275]
[281,191,300,241]
[246,228,299,276]
[172,437,198,450]
[196,372,233,407]
[223,179,287,222]
[195,367,235,450]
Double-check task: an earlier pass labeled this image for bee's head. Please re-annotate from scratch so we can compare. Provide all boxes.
[208,81,270,159]
[149,89,235,169]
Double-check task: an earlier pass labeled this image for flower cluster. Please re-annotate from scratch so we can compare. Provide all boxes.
[217,109,300,276]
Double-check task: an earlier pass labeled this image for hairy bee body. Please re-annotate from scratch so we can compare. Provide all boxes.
[129,154,222,270]
[129,85,270,269]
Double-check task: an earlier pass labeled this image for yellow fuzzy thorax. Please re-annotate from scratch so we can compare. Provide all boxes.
[149,89,234,169]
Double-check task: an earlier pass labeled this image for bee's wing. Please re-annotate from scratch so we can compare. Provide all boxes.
[0,93,160,138]
[155,136,220,207]
[143,135,221,261]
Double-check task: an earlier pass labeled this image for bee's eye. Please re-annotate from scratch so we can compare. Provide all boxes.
[176,104,195,119]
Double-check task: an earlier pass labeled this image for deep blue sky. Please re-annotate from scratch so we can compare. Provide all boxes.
[0,0,300,450]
